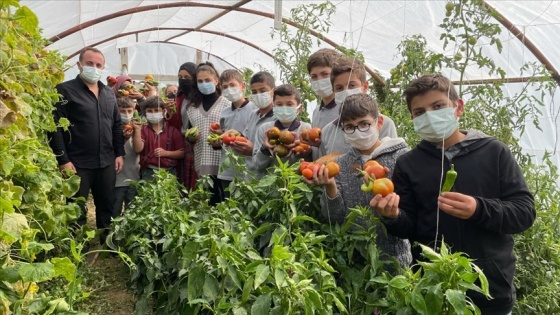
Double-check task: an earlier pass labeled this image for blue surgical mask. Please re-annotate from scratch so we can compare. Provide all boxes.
[413,107,459,142]
[197,82,216,95]
[273,106,299,123]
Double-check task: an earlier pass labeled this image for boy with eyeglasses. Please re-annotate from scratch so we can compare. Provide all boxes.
[319,55,398,157]
[305,93,411,270]
[370,74,534,314]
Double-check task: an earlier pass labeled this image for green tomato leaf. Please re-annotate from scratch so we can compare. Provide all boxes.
[271,245,293,261]
[187,266,205,301]
[388,275,409,289]
[52,257,76,282]
[233,306,248,315]
[425,283,443,314]
[254,264,270,289]
[203,273,219,301]
[410,288,428,314]
[472,263,491,296]
[18,262,55,283]
[242,276,253,303]
[445,289,466,313]
[251,293,271,315]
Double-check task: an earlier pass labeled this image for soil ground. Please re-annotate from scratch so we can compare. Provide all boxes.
[77,199,140,315]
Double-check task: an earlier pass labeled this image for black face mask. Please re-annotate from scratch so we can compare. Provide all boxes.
[166,92,177,99]
[178,78,192,92]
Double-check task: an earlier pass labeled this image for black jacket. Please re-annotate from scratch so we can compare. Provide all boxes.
[385,130,535,315]
[48,75,124,169]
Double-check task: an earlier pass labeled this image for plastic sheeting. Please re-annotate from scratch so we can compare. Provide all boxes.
[20,0,560,177]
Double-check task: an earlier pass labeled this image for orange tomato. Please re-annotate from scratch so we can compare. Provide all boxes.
[301,128,310,141]
[302,168,314,180]
[308,127,321,142]
[365,163,386,179]
[234,136,247,143]
[298,161,310,174]
[325,161,340,178]
[372,178,394,197]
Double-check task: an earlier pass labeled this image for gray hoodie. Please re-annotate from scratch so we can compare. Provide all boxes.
[320,137,412,268]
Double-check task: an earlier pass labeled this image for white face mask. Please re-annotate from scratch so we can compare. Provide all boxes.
[80,64,102,83]
[252,91,272,109]
[120,113,133,122]
[311,77,333,99]
[146,112,164,124]
[413,107,459,142]
[343,121,379,150]
[273,106,299,123]
[334,88,362,106]
[222,86,243,103]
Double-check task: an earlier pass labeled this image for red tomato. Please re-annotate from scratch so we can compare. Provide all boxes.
[234,136,247,143]
[298,161,310,174]
[372,178,394,197]
[221,133,236,146]
[302,168,314,180]
[365,163,386,179]
[210,122,220,130]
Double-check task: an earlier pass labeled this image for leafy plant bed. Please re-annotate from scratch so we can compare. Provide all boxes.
[109,165,489,314]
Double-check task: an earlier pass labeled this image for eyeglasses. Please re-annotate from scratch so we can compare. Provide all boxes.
[341,121,373,134]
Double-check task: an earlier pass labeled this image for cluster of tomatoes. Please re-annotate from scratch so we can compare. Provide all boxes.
[360,160,394,197]
[208,122,247,146]
[298,160,340,180]
[267,127,297,157]
[117,84,136,96]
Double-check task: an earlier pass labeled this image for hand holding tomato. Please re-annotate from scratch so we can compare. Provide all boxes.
[370,193,400,219]
[230,139,254,156]
[210,123,223,135]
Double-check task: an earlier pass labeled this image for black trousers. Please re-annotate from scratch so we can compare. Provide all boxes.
[209,175,224,206]
[74,163,117,241]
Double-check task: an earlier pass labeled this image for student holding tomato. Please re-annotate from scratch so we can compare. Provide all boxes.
[370,74,535,315]
[304,93,412,271]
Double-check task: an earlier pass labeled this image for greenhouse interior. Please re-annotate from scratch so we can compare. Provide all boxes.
[1,0,560,314]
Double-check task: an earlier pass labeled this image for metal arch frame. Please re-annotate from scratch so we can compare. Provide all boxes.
[482,1,560,85]
[65,27,274,61]
[49,1,386,86]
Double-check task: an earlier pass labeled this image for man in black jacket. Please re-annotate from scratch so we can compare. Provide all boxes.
[48,47,125,243]
[370,74,535,315]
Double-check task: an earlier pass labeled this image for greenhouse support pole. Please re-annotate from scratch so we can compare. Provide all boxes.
[483,1,560,85]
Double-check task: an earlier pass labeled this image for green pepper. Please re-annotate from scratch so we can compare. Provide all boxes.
[441,164,457,192]
[361,181,374,192]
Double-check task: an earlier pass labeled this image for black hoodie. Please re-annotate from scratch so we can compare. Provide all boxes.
[384,130,535,315]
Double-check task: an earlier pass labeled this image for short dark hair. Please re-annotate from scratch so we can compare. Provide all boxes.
[331,55,367,86]
[340,94,379,123]
[220,69,244,85]
[143,96,165,110]
[273,84,301,104]
[306,48,341,73]
[117,97,135,109]
[403,74,459,112]
[78,47,104,63]
[250,71,275,89]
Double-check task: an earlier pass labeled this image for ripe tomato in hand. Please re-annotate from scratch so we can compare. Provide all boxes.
[210,122,220,130]
[234,136,247,143]
[308,127,321,142]
[364,160,386,179]
[372,178,394,197]
[302,168,314,180]
[221,133,237,145]
[298,161,310,174]
[325,161,340,178]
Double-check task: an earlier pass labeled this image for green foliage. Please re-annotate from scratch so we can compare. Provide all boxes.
[112,162,487,314]
[0,1,95,313]
[271,1,337,122]
[374,0,560,313]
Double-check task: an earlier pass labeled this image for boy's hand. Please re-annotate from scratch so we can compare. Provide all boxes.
[153,148,167,158]
[303,164,335,186]
[438,192,477,219]
[128,89,145,100]
[211,126,226,136]
[370,193,400,219]
[300,138,321,148]
[131,120,142,132]
[230,139,254,156]
[164,100,176,118]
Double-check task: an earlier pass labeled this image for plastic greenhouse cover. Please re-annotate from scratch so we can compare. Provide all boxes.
[19,0,560,179]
